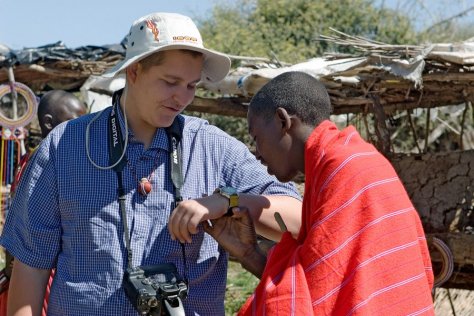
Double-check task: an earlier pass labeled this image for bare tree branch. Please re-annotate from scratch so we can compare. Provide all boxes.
[423,5,474,33]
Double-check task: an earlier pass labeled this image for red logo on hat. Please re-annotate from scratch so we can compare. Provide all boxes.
[146,20,159,41]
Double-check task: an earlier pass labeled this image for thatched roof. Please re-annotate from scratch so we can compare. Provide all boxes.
[2,33,474,117]
[1,34,473,153]
[197,31,474,116]
[0,41,124,92]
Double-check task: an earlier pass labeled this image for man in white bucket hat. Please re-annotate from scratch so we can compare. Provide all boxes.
[2,12,302,315]
[104,12,230,83]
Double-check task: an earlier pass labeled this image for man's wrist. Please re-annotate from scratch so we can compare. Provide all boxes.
[213,187,239,216]
[239,246,266,279]
[213,192,231,215]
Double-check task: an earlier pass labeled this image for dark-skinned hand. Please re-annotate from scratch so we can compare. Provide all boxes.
[203,207,258,260]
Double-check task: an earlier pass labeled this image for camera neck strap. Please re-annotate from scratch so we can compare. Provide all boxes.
[108,89,187,281]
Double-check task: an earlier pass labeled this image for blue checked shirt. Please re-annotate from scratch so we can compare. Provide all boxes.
[1,105,301,315]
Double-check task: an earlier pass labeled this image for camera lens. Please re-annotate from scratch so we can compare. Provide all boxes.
[148,297,159,307]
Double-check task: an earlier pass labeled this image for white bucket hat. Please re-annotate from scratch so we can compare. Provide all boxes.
[104,12,231,83]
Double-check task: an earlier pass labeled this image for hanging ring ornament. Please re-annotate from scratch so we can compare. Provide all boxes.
[430,236,454,288]
[0,82,38,129]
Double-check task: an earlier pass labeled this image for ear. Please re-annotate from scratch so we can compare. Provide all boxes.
[43,114,53,131]
[125,63,140,84]
[275,107,292,133]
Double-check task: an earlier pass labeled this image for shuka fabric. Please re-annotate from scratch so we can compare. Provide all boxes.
[239,120,434,316]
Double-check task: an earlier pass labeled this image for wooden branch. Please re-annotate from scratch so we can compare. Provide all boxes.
[424,73,474,82]
[182,84,474,118]
[187,96,249,117]
[423,6,474,33]
[370,94,391,154]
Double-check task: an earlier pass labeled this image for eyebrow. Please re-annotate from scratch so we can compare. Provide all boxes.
[163,74,201,84]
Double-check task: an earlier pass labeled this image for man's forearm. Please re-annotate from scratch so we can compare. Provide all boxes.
[8,259,51,316]
[239,194,302,241]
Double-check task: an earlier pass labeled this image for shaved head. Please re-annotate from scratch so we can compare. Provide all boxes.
[248,71,332,127]
[37,90,87,137]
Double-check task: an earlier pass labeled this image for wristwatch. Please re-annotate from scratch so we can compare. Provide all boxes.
[214,186,239,216]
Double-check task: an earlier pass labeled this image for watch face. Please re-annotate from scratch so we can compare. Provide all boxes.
[222,186,237,195]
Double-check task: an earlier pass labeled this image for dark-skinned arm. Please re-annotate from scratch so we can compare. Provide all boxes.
[203,207,267,278]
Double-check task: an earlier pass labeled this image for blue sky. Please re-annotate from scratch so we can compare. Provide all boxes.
[1,0,473,50]
[0,0,214,49]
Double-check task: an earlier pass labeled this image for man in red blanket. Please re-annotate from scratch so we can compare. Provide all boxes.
[0,90,86,316]
[204,71,434,315]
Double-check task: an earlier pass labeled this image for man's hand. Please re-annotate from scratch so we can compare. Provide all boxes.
[203,207,258,260]
[168,194,228,243]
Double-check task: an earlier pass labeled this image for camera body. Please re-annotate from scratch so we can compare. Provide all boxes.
[123,263,188,316]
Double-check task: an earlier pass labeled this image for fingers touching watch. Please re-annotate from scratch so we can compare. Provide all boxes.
[214,186,239,216]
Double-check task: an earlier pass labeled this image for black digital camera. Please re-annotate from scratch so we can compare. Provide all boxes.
[123,263,188,316]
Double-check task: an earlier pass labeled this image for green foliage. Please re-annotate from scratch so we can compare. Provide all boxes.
[199,0,419,64]
[196,0,424,143]
[185,110,253,145]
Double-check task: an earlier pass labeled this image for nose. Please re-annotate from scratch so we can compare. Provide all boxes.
[173,86,196,108]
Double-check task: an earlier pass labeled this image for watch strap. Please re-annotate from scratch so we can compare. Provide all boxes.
[214,187,239,216]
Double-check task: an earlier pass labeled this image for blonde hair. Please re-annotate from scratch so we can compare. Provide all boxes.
[138,49,203,71]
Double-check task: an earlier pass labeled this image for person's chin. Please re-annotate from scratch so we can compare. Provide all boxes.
[269,168,293,183]
[275,174,291,183]
[156,113,178,127]
[266,165,273,175]
[267,167,282,181]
